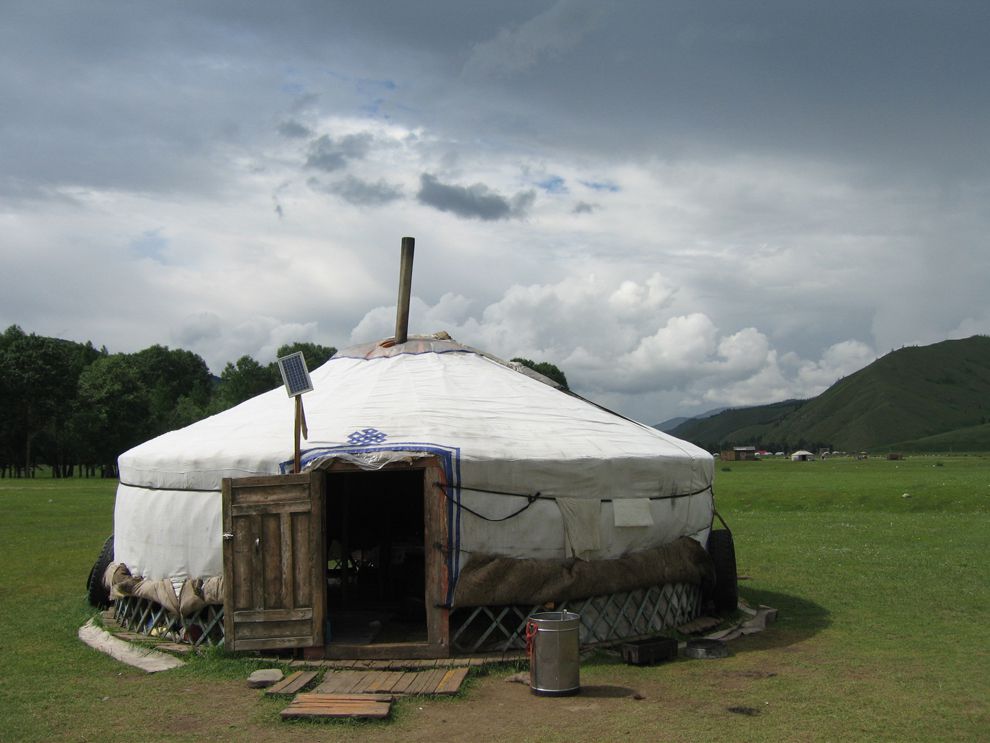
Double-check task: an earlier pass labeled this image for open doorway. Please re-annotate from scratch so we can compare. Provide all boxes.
[324,468,428,646]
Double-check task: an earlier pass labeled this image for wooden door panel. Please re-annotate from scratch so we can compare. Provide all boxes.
[222,472,325,651]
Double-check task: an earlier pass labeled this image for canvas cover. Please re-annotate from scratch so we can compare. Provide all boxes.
[114,336,715,590]
[452,535,713,607]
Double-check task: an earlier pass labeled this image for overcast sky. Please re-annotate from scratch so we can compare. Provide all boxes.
[2,1,988,423]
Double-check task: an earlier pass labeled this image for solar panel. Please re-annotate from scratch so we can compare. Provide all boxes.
[277,351,314,397]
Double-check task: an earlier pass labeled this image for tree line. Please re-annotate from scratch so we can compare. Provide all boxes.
[0,325,335,478]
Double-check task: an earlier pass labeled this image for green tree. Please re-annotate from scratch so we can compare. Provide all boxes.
[212,343,338,413]
[0,326,27,474]
[45,338,102,476]
[0,328,94,475]
[214,355,280,411]
[74,354,151,475]
[131,345,213,432]
[266,341,336,391]
[274,342,337,370]
[510,357,569,390]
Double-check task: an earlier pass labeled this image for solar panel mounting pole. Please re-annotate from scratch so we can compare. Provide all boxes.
[293,395,309,473]
[294,397,302,474]
[395,236,415,344]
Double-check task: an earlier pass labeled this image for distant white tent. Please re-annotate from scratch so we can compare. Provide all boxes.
[790,449,815,461]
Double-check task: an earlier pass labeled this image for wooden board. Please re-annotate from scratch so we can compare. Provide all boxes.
[222,473,326,652]
[280,693,392,720]
[389,671,419,695]
[434,667,470,695]
[311,667,470,696]
[265,670,318,697]
[405,667,445,695]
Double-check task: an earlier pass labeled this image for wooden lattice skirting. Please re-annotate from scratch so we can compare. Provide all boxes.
[450,582,702,654]
[112,581,700,653]
[113,595,225,647]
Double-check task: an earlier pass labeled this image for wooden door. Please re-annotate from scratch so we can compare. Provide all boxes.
[222,472,326,651]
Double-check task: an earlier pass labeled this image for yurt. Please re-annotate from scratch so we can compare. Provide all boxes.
[95,244,723,658]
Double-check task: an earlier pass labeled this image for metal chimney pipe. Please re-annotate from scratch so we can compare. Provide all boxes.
[394,236,415,344]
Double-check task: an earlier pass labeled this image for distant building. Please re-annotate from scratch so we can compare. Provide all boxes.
[790,450,815,462]
[722,446,757,461]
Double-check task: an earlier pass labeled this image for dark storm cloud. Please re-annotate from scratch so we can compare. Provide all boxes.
[277,120,312,139]
[6,1,987,202]
[416,174,535,220]
[448,1,990,184]
[308,175,403,206]
[305,134,373,172]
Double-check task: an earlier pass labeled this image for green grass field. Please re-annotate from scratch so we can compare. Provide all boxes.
[0,457,987,742]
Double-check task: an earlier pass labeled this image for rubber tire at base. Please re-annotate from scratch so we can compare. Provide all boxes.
[707,528,739,615]
[86,535,114,609]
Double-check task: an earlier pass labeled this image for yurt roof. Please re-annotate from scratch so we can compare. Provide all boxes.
[118,334,712,494]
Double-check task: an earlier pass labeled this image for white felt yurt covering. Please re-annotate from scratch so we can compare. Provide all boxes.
[114,336,715,594]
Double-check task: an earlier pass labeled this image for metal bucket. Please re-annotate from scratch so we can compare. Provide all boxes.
[526,611,581,696]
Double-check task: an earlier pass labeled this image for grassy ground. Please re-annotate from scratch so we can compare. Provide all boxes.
[0,457,987,742]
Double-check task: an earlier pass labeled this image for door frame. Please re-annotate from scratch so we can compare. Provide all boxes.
[318,455,451,658]
[221,458,451,657]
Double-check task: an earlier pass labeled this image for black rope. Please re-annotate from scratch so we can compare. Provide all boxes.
[434,481,712,522]
[642,486,712,502]
[118,481,219,493]
[453,483,543,498]
[437,481,710,502]
[713,508,732,532]
[438,486,542,522]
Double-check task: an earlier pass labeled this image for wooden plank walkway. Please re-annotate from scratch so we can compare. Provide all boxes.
[312,666,469,696]
[265,671,318,697]
[280,693,393,720]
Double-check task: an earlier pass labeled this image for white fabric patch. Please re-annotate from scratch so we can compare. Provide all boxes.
[612,498,655,527]
[556,498,602,560]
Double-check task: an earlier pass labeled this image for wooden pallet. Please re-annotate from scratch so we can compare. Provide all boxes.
[312,666,469,696]
[280,693,393,720]
[265,671,319,697]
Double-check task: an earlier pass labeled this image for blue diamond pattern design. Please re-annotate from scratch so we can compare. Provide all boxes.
[347,428,387,446]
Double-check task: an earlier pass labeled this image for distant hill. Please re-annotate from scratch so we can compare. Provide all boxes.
[654,416,691,432]
[669,400,805,447]
[884,421,990,453]
[654,407,729,432]
[668,335,990,452]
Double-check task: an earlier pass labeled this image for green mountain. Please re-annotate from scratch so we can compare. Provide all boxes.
[669,335,990,452]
